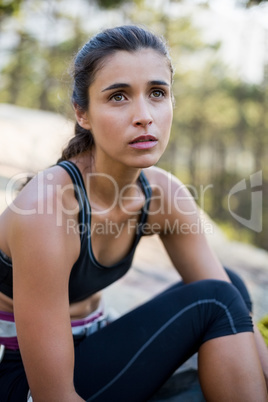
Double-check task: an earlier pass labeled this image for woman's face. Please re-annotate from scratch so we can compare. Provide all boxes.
[78,48,173,170]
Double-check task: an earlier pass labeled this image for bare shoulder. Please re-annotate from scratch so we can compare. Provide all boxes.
[143,165,172,183]
[4,165,80,266]
[8,164,78,221]
[143,166,198,218]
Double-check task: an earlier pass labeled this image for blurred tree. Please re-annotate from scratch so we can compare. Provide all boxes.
[0,0,96,113]
[95,0,127,8]
[0,0,23,18]
[242,0,268,6]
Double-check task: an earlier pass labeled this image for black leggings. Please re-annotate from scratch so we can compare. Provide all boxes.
[0,269,253,402]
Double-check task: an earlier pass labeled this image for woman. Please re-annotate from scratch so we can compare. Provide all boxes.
[0,25,267,402]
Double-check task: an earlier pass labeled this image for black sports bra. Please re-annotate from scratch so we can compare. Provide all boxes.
[0,161,152,303]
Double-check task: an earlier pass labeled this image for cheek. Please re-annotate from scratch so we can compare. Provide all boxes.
[96,108,123,129]
[161,106,173,131]
[101,115,127,140]
[90,112,111,135]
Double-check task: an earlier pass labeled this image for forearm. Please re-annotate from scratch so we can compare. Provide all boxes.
[254,323,268,391]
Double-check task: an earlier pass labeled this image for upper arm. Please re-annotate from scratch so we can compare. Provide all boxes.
[8,170,81,400]
[146,167,229,283]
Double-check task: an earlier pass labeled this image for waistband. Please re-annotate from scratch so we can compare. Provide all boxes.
[0,303,107,351]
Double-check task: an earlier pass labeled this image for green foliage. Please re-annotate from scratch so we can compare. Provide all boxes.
[95,0,127,8]
[0,0,23,17]
[240,0,268,6]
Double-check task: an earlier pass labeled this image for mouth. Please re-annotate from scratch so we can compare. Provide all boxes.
[129,135,157,144]
[129,135,158,150]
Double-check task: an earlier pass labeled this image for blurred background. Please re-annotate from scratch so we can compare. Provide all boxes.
[0,0,267,251]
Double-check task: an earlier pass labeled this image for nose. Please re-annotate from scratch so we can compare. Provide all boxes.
[132,97,153,127]
[134,119,152,127]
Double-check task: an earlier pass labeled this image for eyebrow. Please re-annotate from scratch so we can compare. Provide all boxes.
[101,80,170,92]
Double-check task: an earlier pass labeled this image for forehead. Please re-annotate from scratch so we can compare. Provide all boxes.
[93,48,172,88]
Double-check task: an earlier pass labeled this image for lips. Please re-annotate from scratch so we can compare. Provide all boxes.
[129,135,157,144]
[129,134,158,150]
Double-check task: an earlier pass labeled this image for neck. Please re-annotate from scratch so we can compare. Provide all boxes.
[91,166,142,207]
[77,150,144,213]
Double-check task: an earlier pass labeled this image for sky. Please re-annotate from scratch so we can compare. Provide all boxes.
[194,0,268,83]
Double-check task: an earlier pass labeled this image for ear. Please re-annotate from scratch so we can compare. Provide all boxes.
[74,103,91,130]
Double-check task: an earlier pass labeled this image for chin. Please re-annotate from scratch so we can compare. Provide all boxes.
[132,154,161,169]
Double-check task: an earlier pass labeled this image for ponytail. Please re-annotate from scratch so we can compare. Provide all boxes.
[58,122,94,162]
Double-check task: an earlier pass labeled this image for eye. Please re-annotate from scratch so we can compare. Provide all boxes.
[151,89,165,98]
[110,93,126,102]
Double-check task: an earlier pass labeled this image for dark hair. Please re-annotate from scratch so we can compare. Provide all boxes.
[58,25,173,162]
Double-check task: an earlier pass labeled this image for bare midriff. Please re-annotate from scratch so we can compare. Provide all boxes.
[0,291,102,320]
